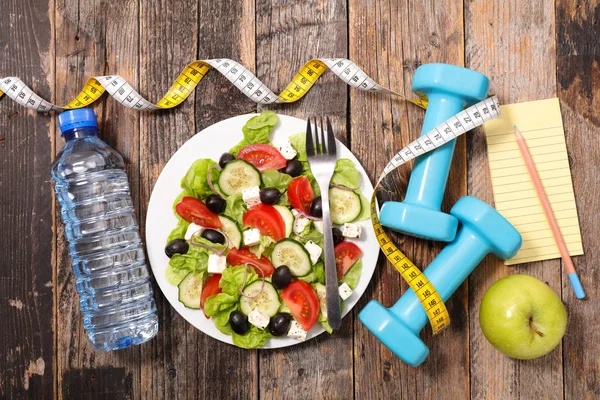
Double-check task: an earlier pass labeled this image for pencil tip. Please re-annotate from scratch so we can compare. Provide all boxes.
[513,125,517,129]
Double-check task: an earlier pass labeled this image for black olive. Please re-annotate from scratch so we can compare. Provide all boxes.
[165,239,189,258]
[201,228,226,245]
[229,311,250,335]
[310,196,323,218]
[332,228,344,246]
[219,152,235,168]
[283,159,303,177]
[268,313,292,336]
[260,187,281,205]
[206,194,226,214]
[272,265,292,289]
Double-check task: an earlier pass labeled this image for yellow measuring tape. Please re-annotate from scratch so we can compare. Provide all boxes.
[0,58,500,333]
[0,58,427,111]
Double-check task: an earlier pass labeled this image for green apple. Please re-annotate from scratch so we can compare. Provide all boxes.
[479,274,567,359]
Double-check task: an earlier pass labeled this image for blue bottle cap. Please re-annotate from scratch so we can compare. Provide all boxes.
[57,108,98,133]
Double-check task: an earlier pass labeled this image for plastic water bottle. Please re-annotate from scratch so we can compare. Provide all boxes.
[51,108,158,351]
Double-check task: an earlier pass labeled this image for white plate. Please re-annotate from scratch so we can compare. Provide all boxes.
[146,113,378,349]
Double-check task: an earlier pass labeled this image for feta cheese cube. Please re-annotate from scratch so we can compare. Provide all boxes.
[207,254,227,274]
[313,220,323,234]
[304,240,322,265]
[277,139,297,160]
[342,223,362,239]
[287,320,307,341]
[242,186,261,208]
[248,309,270,330]
[293,213,311,235]
[243,228,262,246]
[184,223,203,240]
[339,282,353,301]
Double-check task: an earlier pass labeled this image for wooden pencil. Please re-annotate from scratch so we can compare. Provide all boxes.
[514,125,585,299]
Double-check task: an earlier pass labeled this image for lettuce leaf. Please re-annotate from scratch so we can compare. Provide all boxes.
[180,159,219,199]
[165,264,190,286]
[244,110,278,130]
[204,293,238,315]
[232,326,271,349]
[167,218,190,242]
[331,159,361,189]
[340,259,362,289]
[296,261,325,284]
[289,132,307,161]
[292,224,324,248]
[223,193,246,226]
[277,191,290,207]
[230,110,278,156]
[204,265,260,336]
[249,235,275,258]
[211,304,237,335]
[167,243,214,275]
[220,265,259,296]
[261,170,292,192]
[204,293,238,335]
[191,236,227,255]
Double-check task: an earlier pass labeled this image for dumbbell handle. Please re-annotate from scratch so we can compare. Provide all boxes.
[390,227,489,334]
[404,92,466,210]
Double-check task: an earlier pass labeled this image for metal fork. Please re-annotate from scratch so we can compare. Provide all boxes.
[306,116,341,330]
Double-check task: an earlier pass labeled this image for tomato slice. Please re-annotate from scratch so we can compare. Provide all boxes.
[175,196,222,228]
[237,144,287,172]
[281,280,319,331]
[335,242,363,279]
[243,204,286,241]
[201,274,222,318]
[287,176,315,214]
[226,247,275,277]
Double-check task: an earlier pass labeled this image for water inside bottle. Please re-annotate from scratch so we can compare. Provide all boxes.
[52,108,158,351]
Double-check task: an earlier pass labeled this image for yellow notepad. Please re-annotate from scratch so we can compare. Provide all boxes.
[483,98,583,265]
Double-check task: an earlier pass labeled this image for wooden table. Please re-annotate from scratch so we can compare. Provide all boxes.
[1,0,598,398]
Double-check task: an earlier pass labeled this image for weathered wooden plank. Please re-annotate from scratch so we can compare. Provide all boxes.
[465,1,564,399]
[138,1,200,398]
[349,0,468,398]
[556,1,600,398]
[0,0,55,398]
[255,1,353,399]
[53,0,142,398]
[139,1,258,399]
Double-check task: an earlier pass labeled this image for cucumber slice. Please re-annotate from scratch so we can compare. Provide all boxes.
[178,272,203,309]
[315,282,327,318]
[218,159,261,196]
[273,205,294,237]
[270,239,312,277]
[329,187,362,224]
[240,281,281,317]
[218,215,242,249]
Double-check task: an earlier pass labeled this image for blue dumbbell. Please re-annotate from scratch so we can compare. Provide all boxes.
[379,64,490,242]
[359,196,522,367]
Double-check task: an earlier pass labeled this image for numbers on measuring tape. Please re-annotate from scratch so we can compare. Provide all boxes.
[0,58,428,112]
[370,95,501,334]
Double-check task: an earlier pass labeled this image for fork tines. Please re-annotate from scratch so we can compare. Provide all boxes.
[306,116,336,157]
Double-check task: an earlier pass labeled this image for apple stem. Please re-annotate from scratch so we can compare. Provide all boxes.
[529,318,544,337]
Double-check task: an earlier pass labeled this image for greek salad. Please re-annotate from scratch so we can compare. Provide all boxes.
[164,111,369,348]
